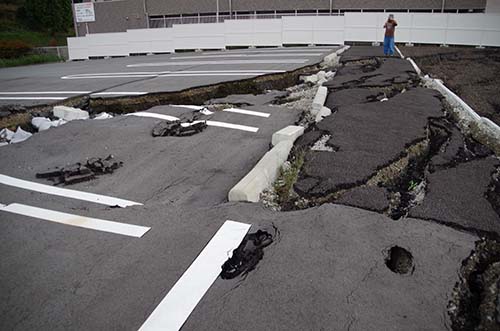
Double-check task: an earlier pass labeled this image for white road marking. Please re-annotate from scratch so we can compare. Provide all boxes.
[138,220,251,331]
[91,92,148,96]
[61,69,285,80]
[127,112,259,133]
[0,91,91,94]
[0,174,141,208]
[0,97,67,100]
[171,53,322,59]
[170,105,205,110]
[202,48,334,55]
[127,59,308,67]
[0,203,150,237]
[126,112,180,122]
[223,108,270,118]
[205,120,259,132]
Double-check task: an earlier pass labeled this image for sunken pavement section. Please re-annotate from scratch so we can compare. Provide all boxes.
[1,46,500,331]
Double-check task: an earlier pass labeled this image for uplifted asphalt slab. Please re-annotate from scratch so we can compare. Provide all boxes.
[0,46,337,107]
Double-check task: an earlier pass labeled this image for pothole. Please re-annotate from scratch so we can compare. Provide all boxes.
[385,246,414,275]
[221,227,277,280]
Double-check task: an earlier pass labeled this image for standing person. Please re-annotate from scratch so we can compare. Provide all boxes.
[383,14,398,56]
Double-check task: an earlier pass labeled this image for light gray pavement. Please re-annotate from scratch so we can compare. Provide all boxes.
[0,47,337,107]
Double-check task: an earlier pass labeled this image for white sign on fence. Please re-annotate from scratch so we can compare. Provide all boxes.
[74,3,95,23]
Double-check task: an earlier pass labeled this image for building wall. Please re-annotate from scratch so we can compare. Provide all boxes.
[76,0,147,36]
[486,0,500,12]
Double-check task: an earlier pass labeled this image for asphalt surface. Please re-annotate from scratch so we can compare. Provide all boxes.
[1,46,498,331]
[0,46,337,107]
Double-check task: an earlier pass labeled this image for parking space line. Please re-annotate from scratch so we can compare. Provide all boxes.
[0,97,67,100]
[92,92,148,96]
[0,203,150,237]
[127,112,260,133]
[126,112,180,121]
[0,91,91,94]
[223,108,270,118]
[171,53,322,59]
[127,59,308,67]
[138,220,251,331]
[61,70,285,80]
[0,174,142,208]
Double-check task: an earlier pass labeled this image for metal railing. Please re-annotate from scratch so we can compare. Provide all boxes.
[148,8,484,29]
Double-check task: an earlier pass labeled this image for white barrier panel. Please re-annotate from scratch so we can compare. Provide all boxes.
[67,14,500,60]
[313,16,345,45]
[282,16,314,45]
[67,37,89,60]
[127,28,174,54]
[86,32,129,57]
[173,23,225,50]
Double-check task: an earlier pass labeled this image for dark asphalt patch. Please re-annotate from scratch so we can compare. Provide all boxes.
[409,157,500,235]
[295,88,443,197]
[221,228,276,280]
[36,155,122,185]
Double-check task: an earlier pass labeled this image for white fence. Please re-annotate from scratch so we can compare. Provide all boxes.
[68,13,500,60]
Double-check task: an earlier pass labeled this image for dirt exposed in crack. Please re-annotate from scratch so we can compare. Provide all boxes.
[402,46,500,126]
[449,239,500,331]
[385,246,414,275]
[0,64,319,130]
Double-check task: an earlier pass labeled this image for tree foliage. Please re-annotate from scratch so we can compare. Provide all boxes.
[19,0,72,33]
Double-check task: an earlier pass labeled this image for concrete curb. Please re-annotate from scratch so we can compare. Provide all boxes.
[228,126,304,203]
[405,56,500,155]
[322,45,351,67]
[312,86,328,116]
[228,140,294,202]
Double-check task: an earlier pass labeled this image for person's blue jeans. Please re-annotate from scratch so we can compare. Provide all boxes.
[384,36,395,55]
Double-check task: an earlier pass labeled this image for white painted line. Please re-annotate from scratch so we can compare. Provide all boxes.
[0,97,67,100]
[91,92,148,96]
[202,48,334,55]
[61,70,285,80]
[127,112,259,132]
[127,59,308,67]
[205,120,259,132]
[0,91,91,95]
[0,203,150,237]
[170,105,205,110]
[395,46,404,59]
[138,220,251,331]
[223,108,270,118]
[126,112,180,121]
[0,174,142,208]
[171,53,322,59]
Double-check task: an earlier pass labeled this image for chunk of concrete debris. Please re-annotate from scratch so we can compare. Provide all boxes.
[152,120,207,137]
[0,128,14,142]
[31,117,66,131]
[315,106,332,123]
[311,86,328,116]
[36,155,123,185]
[10,127,32,144]
[93,112,113,120]
[52,106,89,121]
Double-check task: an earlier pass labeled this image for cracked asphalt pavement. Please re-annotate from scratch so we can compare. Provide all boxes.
[1,46,499,331]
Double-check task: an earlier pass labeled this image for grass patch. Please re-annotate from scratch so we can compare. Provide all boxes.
[274,148,305,206]
[0,29,69,47]
[0,53,62,68]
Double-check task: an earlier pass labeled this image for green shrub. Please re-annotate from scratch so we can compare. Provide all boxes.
[0,54,61,68]
[0,40,32,58]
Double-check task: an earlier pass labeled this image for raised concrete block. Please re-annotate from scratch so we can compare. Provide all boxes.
[53,106,89,121]
[272,125,305,147]
[315,106,332,123]
[229,140,293,202]
[312,86,328,116]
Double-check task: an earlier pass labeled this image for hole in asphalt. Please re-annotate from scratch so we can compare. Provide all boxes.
[385,246,414,275]
[221,229,275,280]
